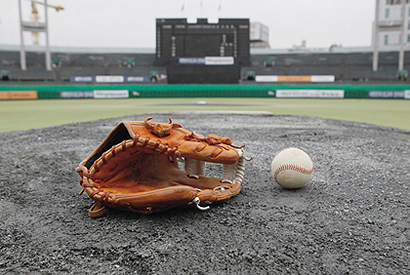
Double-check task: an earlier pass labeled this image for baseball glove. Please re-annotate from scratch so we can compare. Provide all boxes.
[76,117,249,217]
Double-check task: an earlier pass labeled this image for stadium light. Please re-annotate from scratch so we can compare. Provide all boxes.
[398,0,407,71]
[18,0,63,71]
[372,0,380,71]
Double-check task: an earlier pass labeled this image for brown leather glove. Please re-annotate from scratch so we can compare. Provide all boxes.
[76,117,249,217]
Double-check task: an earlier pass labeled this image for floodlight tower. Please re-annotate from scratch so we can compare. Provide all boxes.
[18,0,63,71]
[398,0,407,71]
[372,0,380,72]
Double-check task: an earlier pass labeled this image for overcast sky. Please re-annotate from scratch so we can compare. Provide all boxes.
[0,0,376,49]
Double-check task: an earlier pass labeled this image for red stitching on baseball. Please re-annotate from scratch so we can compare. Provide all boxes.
[274,163,314,181]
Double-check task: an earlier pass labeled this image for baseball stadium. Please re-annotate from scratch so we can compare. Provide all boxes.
[1,0,410,274]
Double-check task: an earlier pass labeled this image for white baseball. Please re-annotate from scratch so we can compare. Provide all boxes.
[271,147,314,189]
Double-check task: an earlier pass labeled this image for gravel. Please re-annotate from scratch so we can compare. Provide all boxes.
[1,112,409,274]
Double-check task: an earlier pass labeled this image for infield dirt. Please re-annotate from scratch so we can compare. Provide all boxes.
[1,113,409,274]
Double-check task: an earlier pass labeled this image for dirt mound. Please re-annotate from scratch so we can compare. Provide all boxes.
[1,113,409,274]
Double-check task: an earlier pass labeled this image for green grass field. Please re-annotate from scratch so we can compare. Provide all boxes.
[1,97,409,133]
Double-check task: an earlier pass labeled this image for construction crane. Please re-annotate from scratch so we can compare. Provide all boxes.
[27,0,63,45]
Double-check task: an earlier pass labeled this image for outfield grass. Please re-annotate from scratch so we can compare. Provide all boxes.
[1,98,409,132]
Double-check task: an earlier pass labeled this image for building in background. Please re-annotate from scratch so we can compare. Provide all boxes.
[373,0,410,47]
[372,0,410,71]
[250,22,270,48]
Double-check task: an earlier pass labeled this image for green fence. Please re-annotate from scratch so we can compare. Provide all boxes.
[1,83,410,99]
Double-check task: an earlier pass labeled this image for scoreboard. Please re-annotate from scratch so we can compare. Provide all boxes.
[155,18,250,67]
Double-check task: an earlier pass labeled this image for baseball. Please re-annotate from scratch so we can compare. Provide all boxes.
[271,147,314,189]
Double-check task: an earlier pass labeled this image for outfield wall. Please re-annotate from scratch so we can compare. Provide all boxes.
[1,84,410,100]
